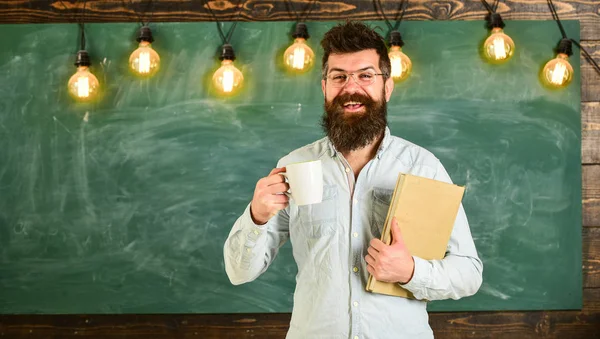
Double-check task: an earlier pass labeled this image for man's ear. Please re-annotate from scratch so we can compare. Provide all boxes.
[321,79,326,97]
[384,77,394,102]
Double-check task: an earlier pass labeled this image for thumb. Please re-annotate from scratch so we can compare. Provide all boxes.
[390,217,405,246]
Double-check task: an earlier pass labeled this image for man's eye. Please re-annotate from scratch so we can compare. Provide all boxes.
[359,73,374,79]
[332,75,347,81]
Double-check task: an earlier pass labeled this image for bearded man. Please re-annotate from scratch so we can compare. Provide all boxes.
[224,21,483,339]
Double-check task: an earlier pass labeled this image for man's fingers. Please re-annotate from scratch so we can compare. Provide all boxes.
[365,254,376,267]
[369,238,386,252]
[366,265,376,277]
[268,167,286,176]
[367,246,379,260]
[263,172,287,186]
[266,182,290,195]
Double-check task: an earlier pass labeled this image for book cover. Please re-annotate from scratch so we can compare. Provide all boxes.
[366,173,466,298]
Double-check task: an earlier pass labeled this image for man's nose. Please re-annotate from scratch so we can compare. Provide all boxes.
[342,74,361,93]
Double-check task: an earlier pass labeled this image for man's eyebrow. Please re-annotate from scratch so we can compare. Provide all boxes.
[328,66,376,73]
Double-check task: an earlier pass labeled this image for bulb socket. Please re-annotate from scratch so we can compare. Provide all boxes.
[74,50,91,67]
[292,23,310,40]
[220,44,236,61]
[136,25,154,43]
[486,13,505,29]
[556,38,573,56]
[389,31,404,48]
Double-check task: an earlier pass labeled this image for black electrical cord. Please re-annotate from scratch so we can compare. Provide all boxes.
[547,0,600,75]
[547,0,567,40]
[571,39,600,75]
[58,0,87,50]
[375,0,408,32]
[480,0,493,13]
[79,0,87,50]
[126,0,155,26]
[203,0,244,45]
[493,0,500,13]
[287,0,317,24]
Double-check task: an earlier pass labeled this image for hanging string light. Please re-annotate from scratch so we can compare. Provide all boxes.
[375,0,412,82]
[62,0,100,101]
[542,0,600,89]
[203,0,244,95]
[128,0,160,77]
[283,0,317,73]
[480,0,515,64]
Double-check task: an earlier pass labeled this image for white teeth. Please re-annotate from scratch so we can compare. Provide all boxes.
[343,101,363,106]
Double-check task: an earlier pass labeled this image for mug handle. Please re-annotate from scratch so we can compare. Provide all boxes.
[279,172,292,200]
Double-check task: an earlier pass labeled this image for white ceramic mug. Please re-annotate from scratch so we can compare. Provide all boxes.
[280,160,323,206]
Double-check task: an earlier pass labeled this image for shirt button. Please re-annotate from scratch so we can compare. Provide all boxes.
[354,336,359,339]
[353,232,358,238]
[353,301,358,307]
[353,198,358,205]
[353,266,359,273]
[345,167,351,173]
[253,230,259,235]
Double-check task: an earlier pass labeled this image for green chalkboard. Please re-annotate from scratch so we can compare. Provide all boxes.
[0,21,581,313]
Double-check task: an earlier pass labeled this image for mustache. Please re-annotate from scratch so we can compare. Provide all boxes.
[331,92,376,108]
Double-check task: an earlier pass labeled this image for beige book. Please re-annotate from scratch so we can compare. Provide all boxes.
[366,173,465,298]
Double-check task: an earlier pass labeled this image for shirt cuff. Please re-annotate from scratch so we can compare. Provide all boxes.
[242,203,268,240]
[399,256,431,294]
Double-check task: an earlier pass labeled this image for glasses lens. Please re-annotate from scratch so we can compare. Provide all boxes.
[356,71,376,85]
[327,71,378,87]
[329,73,348,87]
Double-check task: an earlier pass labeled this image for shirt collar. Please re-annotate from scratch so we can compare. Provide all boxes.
[327,126,391,159]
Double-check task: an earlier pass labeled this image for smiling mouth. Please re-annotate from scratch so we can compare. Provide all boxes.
[343,101,365,111]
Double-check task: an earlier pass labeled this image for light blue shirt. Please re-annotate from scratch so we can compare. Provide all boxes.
[224,127,483,339]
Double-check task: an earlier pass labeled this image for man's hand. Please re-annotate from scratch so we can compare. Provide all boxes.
[250,167,290,225]
[365,217,415,284]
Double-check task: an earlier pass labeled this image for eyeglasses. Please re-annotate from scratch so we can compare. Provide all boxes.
[324,70,386,88]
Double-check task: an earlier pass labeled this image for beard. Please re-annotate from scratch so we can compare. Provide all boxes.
[321,90,388,154]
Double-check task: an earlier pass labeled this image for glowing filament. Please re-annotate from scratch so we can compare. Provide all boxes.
[138,51,151,74]
[292,47,306,69]
[550,62,567,85]
[77,76,90,98]
[390,55,403,78]
[492,37,507,60]
[222,69,234,92]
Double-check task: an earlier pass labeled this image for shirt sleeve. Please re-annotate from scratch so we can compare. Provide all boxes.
[400,160,484,301]
[223,181,291,285]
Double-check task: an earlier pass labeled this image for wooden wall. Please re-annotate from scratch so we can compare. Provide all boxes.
[0,1,599,338]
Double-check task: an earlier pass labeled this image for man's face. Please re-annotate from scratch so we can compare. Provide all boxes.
[320,49,394,153]
[321,49,393,105]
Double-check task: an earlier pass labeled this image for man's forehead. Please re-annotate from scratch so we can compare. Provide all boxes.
[327,49,380,70]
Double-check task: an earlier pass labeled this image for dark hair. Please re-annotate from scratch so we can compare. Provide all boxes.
[320,21,391,81]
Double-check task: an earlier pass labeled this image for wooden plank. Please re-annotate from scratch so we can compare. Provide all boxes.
[0,1,598,40]
[584,227,600,288]
[429,292,600,339]
[583,102,600,165]
[584,165,600,227]
[1,289,599,339]
[581,41,600,103]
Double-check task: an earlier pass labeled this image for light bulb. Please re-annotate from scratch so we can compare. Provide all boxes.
[542,53,573,89]
[283,38,315,71]
[213,59,243,94]
[67,51,99,101]
[388,46,412,82]
[483,28,515,63]
[129,41,160,77]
